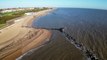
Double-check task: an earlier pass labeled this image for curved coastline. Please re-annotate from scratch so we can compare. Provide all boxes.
[0,9,53,60]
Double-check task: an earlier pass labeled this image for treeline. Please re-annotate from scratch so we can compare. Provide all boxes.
[0,12,24,24]
[0,8,49,24]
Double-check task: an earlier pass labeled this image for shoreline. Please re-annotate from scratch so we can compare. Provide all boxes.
[0,9,53,60]
[17,31,85,60]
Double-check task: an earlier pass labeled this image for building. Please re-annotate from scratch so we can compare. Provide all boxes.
[1,10,16,13]
[25,12,35,16]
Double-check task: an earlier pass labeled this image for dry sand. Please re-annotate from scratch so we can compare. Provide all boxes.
[0,9,52,60]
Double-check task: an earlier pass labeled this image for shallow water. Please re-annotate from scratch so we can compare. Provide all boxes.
[17,31,85,60]
[33,8,107,60]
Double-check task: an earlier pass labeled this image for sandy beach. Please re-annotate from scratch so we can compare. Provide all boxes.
[0,9,52,60]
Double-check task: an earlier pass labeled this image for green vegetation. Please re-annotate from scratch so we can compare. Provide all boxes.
[0,24,6,29]
[0,8,49,28]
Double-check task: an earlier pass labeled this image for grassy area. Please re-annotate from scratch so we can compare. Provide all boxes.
[0,24,6,29]
[0,8,49,28]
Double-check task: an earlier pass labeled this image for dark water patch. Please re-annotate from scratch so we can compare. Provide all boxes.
[32,8,107,60]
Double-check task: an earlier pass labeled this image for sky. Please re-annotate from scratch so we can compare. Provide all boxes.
[0,0,107,9]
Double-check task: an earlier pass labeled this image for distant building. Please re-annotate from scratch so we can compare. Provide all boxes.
[29,8,35,10]
[25,12,35,16]
[1,10,16,13]
[16,9,25,11]
[1,8,25,13]
[1,7,36,13]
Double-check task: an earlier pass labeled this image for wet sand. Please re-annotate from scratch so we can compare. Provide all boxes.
[17,31,85,60]
[0,9,52,60]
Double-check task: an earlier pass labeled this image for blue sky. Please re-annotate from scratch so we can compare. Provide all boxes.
[0,0,107,9]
